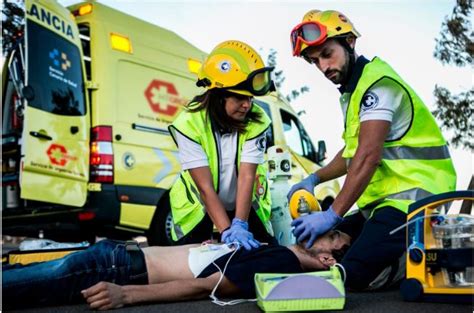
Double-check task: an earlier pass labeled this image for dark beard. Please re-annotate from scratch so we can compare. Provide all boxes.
[335,48,351,85]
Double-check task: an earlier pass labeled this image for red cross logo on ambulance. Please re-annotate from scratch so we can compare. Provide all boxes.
[46,143,77,166]
[144,80,184,118]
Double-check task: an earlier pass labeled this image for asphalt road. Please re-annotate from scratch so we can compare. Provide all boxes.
[4,288,472,313]
[2,237,472,312]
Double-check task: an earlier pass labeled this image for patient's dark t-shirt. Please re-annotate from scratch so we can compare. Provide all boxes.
[198,244,303,297]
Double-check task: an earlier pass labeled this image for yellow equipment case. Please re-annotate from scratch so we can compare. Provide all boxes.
[401,190,474,304]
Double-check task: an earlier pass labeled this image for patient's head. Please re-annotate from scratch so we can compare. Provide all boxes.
[294,230,351,270]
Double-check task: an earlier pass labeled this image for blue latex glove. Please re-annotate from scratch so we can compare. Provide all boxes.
[221,218,260,251]
[291,205,343,249]
[287,173,320,201]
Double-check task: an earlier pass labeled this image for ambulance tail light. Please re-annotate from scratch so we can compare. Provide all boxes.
[12,93,23,130]
[78,211,96,221]
[90,126,114,183]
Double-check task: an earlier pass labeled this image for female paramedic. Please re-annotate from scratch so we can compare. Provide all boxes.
[168,40,276,250]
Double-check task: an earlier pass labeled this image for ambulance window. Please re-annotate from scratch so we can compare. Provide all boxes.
[26,21,85,116]
[254,100,274,150]
[280,110,317,162]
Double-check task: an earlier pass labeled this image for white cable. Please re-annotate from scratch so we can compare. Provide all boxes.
[389,213,473,236]
[334,263,346,283]
[209,242,257,306]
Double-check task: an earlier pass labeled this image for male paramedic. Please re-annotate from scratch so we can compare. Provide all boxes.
[287,9,456,290]
[3,230,350,310]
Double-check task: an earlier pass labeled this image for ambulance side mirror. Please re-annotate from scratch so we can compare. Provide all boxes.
[316,140,327,163]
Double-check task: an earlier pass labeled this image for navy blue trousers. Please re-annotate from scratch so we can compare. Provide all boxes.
[3,240,148,308]
[336,206,407,290]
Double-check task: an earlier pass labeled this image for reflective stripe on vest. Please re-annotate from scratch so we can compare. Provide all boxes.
[347,145,451,165]
[173,224,185,240]
[362,187,433,208]
[382,145,451,160]
[388,188,433,201]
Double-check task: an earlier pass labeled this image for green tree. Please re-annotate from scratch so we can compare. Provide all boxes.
[432,0,473,150]
[2,0,24,56]
[266,49,309,103]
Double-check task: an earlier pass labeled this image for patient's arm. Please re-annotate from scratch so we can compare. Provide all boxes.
[81,272,239,310]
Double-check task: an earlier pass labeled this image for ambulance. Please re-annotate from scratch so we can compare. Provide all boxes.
[2,0,340,245]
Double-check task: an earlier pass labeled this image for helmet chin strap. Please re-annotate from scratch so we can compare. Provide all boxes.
[336,37,356,87]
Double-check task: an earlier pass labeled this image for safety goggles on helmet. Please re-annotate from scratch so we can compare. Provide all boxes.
[224,67,276,96]
[290,21,327,56]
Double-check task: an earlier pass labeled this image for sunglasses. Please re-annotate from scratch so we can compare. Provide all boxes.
[291,21,327,56]
[224,67,276,96]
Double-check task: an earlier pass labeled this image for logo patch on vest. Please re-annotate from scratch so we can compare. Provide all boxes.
[256,136,266,152]
[361,91,379,111]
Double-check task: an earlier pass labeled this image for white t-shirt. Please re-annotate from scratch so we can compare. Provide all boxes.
[340,77,412,141]
[175,130,266,211]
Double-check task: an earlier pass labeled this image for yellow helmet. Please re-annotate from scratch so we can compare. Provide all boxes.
[197,40,275,96]
[289,189,321,219]
[302,9,322,22]
[291,9,361,56]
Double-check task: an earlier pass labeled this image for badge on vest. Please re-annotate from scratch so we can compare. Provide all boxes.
[255,174,266,196]
[256,136,267,152]
[361,91,379,111]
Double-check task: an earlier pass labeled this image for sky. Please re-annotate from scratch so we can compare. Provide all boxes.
[59,0,472,196]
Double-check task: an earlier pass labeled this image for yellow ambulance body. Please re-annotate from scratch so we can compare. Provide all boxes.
[2,1,339,245]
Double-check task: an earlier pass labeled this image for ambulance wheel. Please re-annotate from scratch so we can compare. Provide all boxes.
[146,194,174,246]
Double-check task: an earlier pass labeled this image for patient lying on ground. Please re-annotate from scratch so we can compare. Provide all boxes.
[3,230,350,310]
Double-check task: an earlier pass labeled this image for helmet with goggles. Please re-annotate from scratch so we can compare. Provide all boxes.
[197,40,275,96]
[291,10,361,57]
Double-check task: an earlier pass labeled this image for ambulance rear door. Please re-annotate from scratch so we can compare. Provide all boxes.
[20,0,89,207]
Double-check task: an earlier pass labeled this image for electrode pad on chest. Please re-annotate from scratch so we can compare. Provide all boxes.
[188,243,235,277]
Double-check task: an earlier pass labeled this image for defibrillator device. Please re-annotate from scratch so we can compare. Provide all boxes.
[400,190,473,303]
[255,266,345,311]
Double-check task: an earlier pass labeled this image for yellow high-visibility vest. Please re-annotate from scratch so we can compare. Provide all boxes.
[342,57,456,216]
[168,103,272,240]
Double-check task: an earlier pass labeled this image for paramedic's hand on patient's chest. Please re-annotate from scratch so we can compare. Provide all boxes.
[291,205,343,249]
[221,218,260,250]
